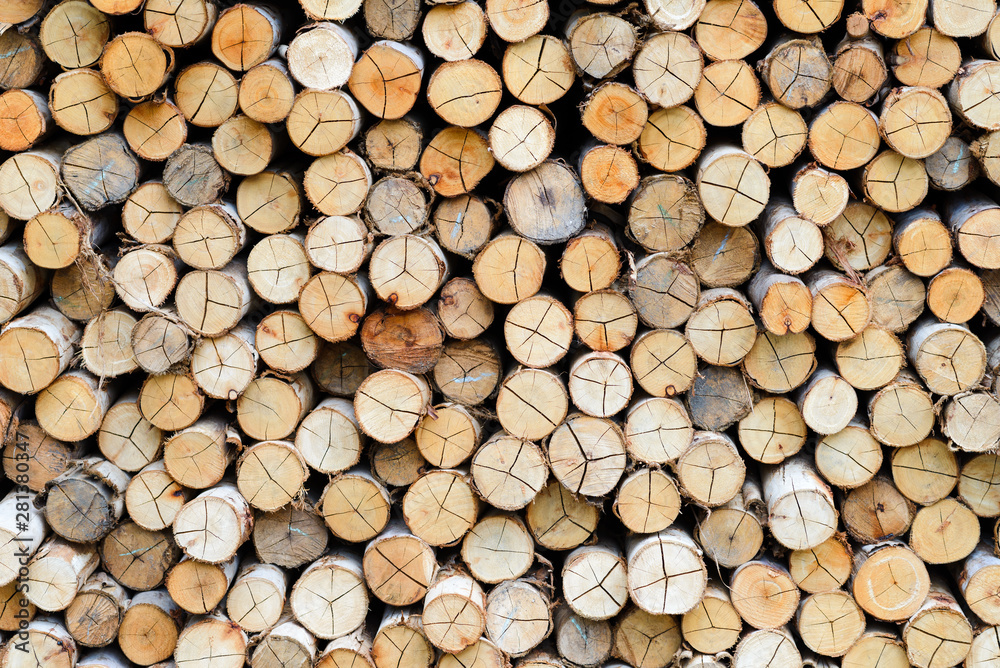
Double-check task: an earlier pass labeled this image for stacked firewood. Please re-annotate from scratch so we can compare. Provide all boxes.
[3,0,1000,665]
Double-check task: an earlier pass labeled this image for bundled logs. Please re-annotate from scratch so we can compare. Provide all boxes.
[6,0,1000,667]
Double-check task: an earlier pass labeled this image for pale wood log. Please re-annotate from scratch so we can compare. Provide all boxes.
[968,627,1000,668]
[433,338,500,406]
[253,620,319,668]
[211,3,281,71]
[624,396,692,466]
[742,330,817,394]
[862,0,928,36]
[422,1,486,61]
[304,149,372,216]
[816,419,882,489]
[163,143,229,206]
[941,190,1000,269]
[865,265,925,333]
[64,572,127,648]
[627,174,703,254]
[880,87,951,159]
[34,370,113,442]
[956,542,1000,623]
[371,607,434,668]
[789,534,853,594]
[554,606,613,666]
[638,106,706,173]
[742,102,807,168]
[560,224,620,293]
[581,83,647,146]
[832,27,886,103]
[359,307,441,375]
[574,290,636,353]
[348,41,423,120]
[212,114,275,175]
[613,467,681,535]
[685,288,756,366]
[835,327,904,392]
[469,431,546,511]
[696,145,769,227]
[99,33,172,100]
[547,413,626,497]
[122,182,182,244]
[960,453,1000,516]
[694,59,759,127]
[503,161,585,245]
[252,502,328,569]
[0,243,47,324]
[0,488,47,586]
[578,143,640,204]
[472,232,545,304]
[749,265,812,335]
[891,437,957,506]
[695,474,765,567]
[0,31,46,91]
[237,371,314,440]
[733,628,802,668]
[902,579,973,668]
[422,570,486,652]
[566,12,637,78]
[626,528,707,615]
[353,367,428,443]
[247,237,311,306]
[6,618,79,668]
[289,551,368,640]
[485,578,552,655]
[763,457,838,550]
[486,0,547,42]
[495,366,567,440]
[123,100,187,162]
[403,468,477,545]
[363,118,422,173]
[162,414,234,490]
[892,208,953,278]
[175,612,248,668]
[690,223,760,286]
[694,0,767,60]
[4,421,79,493]
[368,235,447,310]
[907,320,986,396]
[159,553,233,612]
[796,590,865,657]
[761,37,832,109]
[823,201,892,272]
[891,27,960,91]
[629,329,697,398]
[125,461,187,532]
[809,101,880,170]
[22,536,97,612]
[79,309,138,379]
[567,351,633,418]
[460,514,533,585]
[237,60,294,124]
[868,368,935,446]
[363,0,421,39]
[630,253,699,329]
[112,246,179,313]
[805,269,870,342]
[365,177,428,237]
[360,521,436,607]
[294,397,362,475]
[730,557,800,630]
[23,205,106,270]
[796,367,858,435]
[434,195,494,261]
[236,170,301,234]
[236,440,307,511]
[172,483,252,563]
[318,468,391,539]
[843,477,916,543]
[632,31,702,108]
[790,162,849,226]
[221,561,285,632]
[41,457,127,543]
[413,403,479,468]
[173,203,246,271]
[949,60,1000,130]
[680,581,741,654]
[674,430,745,507]
[0,142,65,221]
[737,396,806,464]
[437,638,506,668]
[144,0,216,47]
[286,90,360,158]
[909,497,980,564]
[304,215,368,276]
[926,264,983,323]
[526,480,599,551]
[942,391,1000,452]
[861,150,928,213]
[174,63,239,129]
[285,23,356,92]
[117,590,183,665]
[426,60,502,129]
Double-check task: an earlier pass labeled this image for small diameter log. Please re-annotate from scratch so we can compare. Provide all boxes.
[630,253,699,329]
[880,87,951,160]
[693,59,760,128]
[796,590,866,657]
[252,503,328,569]
[560,225,620,293]
[469,432,546,511]
[289,552,368,640]
[495,366,568,441]
[695,474,765,567]
[613,468,681,535]
[959,453,1000,516]
[24,537,99,612]
[738,396,807,464]
[163,415,234,489]
[304,149,372,217]
[295,397,364,474]
[626,528,707,615]
[789,534,853,594]
[730,558,800,629]
[437,638,506,668]
[117,590,184,665]
[763,457,838,551]
[1,31,48,91]
[823,201,892,273]
[194,326,258,394]
[121,182,182,244]
[253,620,319,668]
[742,102,807,168]
[174,63,239,129]
[761,37,832,109]
[172,483,253,563]
[0,490,47,586]
[902,580,973,668]
[631,178,705,260]
[866,265,925,334]
[414,403,480,468]
[125,461,188,532]
[807,270,870,342]
[422,571,486,652]
[934,137,979,191]
[363,521,436,606]
[949,60,1000,130]
[321,468,392,543]
[237,372,314,441]
[957,542,1000,624]
[579,143,640,204]
[366,177,428,237]
[860,150,928,213]
[681,581,742,653]
[0,142,65,221]
[174,612,248,668]
[286,90,360,159]
[423,2,487,60]
[173,203,246,271]
[574,290,637,352]
[631,31,702,108]
[926,265,984,323]
[237,60,295,124]
[675,431,745,508]
[42,458,128,543]
[23,204,106,270]
[64,572,127,648]
[627,329,696,399]
[368,235,447,310]
[485,579,552,656]
[941,191,1000,270]
[791,163,850,226]
[462,514,534,586]
[623,396,693,467]
[742,330,817,395]
[749,265,812,335]
[225,561,287,632]
[796,368,858,435]
[433,339,499,408]
[696,145,769,227]
[638,106,706,173]
[892,208,953,278]
[211,3,281,72]
[236,440,307,511]
[164,557,239,615]
[112,246,180,313]
[568,352,633,418]
[80,309,137,379]
[832,28,887,103]
[372,607,434,668]
[815,420,882,489]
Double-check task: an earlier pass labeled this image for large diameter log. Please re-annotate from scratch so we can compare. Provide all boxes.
[24,537,99,612]
[902,579,973,668]
[363,520,437,606]
[290,551,367,640]
[0,306,80,394]
[763,457,838,550]
[172,483,252,563]
[64,572,128,648]
[174,612,248,668]
[626,528,707,615]
[100,520,178,591]
[41,457,128,543]
[852,541,930,621]
[165,555,239,615]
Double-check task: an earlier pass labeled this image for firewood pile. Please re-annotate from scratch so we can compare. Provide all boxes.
[3,0,1000,665]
